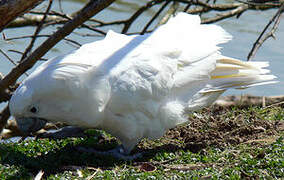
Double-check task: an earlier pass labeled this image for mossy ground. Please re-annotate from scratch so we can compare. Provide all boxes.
[0,105,283,179]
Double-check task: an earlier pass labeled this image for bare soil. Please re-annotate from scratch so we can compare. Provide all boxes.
[164,105,283,153]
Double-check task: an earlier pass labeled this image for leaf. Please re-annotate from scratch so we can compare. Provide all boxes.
[139,162,156,172]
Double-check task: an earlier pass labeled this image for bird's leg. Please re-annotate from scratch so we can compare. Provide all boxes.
[38,127,143,160]
[76,144,143,161]
[76,139,143,161]
[36,126,86,139]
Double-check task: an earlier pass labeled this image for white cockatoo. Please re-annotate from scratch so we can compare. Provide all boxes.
[9,13,276,159]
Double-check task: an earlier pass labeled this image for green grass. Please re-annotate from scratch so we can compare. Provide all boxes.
[0,106,283,179]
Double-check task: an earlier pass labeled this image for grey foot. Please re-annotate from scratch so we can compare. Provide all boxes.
[76,145,143,161]
[36,126,86,139]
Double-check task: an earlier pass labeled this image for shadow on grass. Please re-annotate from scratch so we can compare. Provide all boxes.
[0,138,185,177]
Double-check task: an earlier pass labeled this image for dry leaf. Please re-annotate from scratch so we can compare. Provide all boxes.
[34,170,44,180]
[139,162,156,172]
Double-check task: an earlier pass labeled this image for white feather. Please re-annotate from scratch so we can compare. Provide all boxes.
[9,12,276,153]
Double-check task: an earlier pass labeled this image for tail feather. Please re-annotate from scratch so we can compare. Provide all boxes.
[185,57,276,112]
[208,57,276,91]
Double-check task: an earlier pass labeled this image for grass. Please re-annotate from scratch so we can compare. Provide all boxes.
[0,105,283,179]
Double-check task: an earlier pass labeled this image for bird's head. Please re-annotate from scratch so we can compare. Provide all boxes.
[8,68,71,135]
[9,58,109,135]
[9,82,48,135]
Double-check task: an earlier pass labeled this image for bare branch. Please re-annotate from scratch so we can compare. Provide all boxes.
[183,0,193,12]
[122,0,164,34]
[41,11,107,35]
[6,14,67,28]
[158,1,180,26]
[0,49,18,66]
[201,4,249,24]
[0,0,43,32]
[5,0,282,34]
[0,0,116,96]
[247,3,284,61]
[141,0,172,35]
[192,0,243,11]
[5,35,82,48]
[21,0,54,61]
[235,0,282,7]
[7,12,106,36]
[7,49,48,61]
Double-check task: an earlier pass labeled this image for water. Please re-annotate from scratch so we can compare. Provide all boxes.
[0,0,283,111]
[218,10,284,96]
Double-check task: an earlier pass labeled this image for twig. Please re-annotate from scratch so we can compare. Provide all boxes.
[79,23,107,36]
[6,14,67,28]
[8,11,106,36]
[157,1,180,26]
[121,0,164,34]
[0,49,29,76]
[201,4,249,24]
[5,0,282,32]
[72,31,104,37]
[8,50,48,61]
[8,12,124,29]
[0,0,116,95]
[247,3,284,61]
[6,34,82,47]
[0,49,18,66]
[58,0,63,13]
[192,0,242,11]
[183,0,193,12]
[140,0,171,35]
[235,0,281,7]
[42,11,107,35]
[20,0,53,61]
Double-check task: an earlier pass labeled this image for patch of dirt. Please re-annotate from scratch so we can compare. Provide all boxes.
[164,105,283,152]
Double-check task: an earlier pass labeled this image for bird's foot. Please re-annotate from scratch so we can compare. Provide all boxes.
[36,126,86,139]
[76,145,143,161]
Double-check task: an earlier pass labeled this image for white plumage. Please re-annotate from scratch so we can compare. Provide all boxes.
[9,13,276,156]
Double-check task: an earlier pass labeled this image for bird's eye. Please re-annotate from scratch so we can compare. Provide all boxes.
[30,107,38,113]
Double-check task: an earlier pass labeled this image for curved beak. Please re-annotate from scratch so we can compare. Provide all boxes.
[15,117,47,135]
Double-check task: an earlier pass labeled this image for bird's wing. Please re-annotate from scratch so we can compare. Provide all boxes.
[25,12,232,125]
[92,13,232,116]
[87,13,232,143]
[28,13,231,118]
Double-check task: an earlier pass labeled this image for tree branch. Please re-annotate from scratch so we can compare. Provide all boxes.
[122,0,164,34]
[140,0,172,35]
[6,14,67,28]
[0,0,115,94]
[201,4,249,24]
[247,3,284,61]
[20,0,53,61]
[0,0,43,32]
